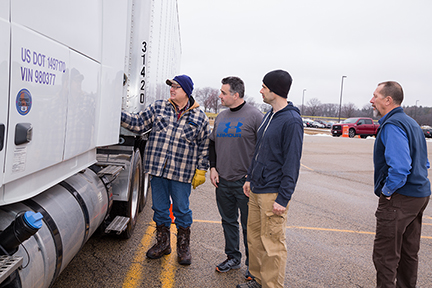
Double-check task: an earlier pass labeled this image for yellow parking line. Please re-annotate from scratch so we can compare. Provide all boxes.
[122,224,155,288]
[286,225,432,239]
[196,220,376,235]
[195,219,431,239]
[286,225,375,235]
[194,219,221,224]
[122,223,177,288]
[123,219,432,287]
[301,163,314,171]
[160,225,177,288]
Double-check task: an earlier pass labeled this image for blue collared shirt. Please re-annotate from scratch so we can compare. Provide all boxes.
[379,120,430,196]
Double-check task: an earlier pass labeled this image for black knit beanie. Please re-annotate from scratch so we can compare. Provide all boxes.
[262,70,292,98]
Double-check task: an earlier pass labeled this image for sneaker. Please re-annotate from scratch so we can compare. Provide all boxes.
[245,269,254,281]
[236,279,262,288]
[215,256,241,273]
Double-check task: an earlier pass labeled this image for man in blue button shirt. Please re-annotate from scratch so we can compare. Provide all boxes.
[370,81,430,288]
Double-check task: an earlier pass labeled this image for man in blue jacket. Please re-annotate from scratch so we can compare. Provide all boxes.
[237,70,303,288]
[370,81,430,288]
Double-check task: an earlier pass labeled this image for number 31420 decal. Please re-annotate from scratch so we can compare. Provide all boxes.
[140,41,147,104]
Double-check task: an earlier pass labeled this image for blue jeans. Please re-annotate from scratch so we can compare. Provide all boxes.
[151,176,192,228]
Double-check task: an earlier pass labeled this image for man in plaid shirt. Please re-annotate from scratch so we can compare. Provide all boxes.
[121,74,210,265]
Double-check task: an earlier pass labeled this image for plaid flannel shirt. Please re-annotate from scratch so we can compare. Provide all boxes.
[121,98,210,183]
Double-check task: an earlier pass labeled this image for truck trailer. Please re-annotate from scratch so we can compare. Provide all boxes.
[0,1,181,287]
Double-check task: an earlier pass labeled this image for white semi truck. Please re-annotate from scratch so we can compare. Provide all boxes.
[0,1,181,287]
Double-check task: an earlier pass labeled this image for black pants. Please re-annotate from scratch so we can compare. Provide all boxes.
[373,193,430,288]
[216,176,249,265]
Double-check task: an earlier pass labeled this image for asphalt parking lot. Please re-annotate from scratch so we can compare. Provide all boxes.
[53,133,432,288]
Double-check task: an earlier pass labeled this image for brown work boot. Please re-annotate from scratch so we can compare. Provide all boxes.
[177,226,191,265]
[146,224,171,259]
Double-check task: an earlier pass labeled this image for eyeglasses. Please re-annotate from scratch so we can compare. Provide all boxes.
[171,85,182,90]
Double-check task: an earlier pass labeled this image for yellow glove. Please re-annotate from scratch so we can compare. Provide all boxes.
[192,169,206,189]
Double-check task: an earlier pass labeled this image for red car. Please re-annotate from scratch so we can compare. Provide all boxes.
[422,126,432,138]
[331,117,379,138]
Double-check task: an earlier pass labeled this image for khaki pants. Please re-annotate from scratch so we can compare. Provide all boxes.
[248,192,289,288]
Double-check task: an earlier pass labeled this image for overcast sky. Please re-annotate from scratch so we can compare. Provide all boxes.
[177,0,432,110]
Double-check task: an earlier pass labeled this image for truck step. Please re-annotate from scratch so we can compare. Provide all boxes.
[0,255,23,284]
[105,216,130,235]
[97,165,124,177]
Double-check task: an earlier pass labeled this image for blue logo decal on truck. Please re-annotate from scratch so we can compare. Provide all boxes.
[16,89,32,115]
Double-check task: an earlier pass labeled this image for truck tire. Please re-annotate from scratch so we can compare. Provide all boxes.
[349,129,356,138]
[137,140,150,213]
[139,166,150,213]
[117,148,142,239]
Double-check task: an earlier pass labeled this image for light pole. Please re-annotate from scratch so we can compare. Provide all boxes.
[302,89,306,116]
[415,100,419,121]
[338,76,347,122]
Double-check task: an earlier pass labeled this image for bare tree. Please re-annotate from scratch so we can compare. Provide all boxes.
[244,95,258,107]
[405,105,432,126]
[306,98,322,116]
[254,103,270,113]
[195,87,219,112]
[201,88,220,113]
[321,103,339,117]
[341,103,358,118]
[360,104,374,118]
[194,88,206,109]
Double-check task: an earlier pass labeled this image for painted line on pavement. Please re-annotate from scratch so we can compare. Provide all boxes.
[122,224,155,288]
[160,225,177,288]
[194,219,432,239]
[301,163,314,171]
[123,217,432,287]
[122,223,177,288]
[286,225,375,235]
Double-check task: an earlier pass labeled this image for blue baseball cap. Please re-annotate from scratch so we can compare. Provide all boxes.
[166,75,194,96]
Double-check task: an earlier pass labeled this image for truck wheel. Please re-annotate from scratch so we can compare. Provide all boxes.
[137,140,150,213]
[120,148,142,239]
[349,129,356,138]
[139,169,150,213]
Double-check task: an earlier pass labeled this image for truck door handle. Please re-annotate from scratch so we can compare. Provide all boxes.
[0,124,4,151]
[15,123,33,145]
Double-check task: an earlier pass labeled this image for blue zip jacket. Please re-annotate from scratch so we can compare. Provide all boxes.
[374,106,431,198]
[247,102,303,207]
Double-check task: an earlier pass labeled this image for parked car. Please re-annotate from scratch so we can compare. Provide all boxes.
[303,118,314,127]
[315,120,330,128]
[421,125,432,138]
[312,121,326,128]
[331,117,379,138]
[326,121,336,128]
